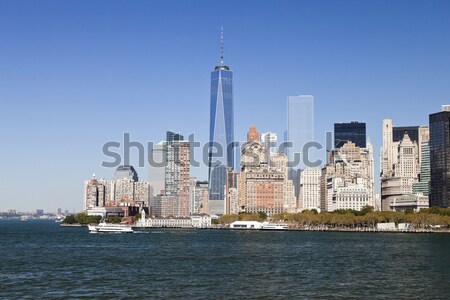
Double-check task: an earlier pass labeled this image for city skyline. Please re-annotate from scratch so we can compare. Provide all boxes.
[1,0,450,211]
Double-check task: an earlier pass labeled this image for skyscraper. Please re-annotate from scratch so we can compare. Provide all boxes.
[165,136,190,217]
[114,165,138,182]
[334,122,366,148]
[261,132,278,163]
[429,106,450,208]
[287,95,314,169]
[208,28,234,215]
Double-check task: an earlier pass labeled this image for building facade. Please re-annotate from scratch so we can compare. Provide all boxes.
[299,167,321,211]
[429,106,450,208]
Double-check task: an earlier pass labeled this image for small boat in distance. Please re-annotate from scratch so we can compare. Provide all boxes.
[88,222,133,233]
[261,222,288,230]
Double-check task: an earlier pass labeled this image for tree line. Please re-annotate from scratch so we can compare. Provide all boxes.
[218,207,450,230]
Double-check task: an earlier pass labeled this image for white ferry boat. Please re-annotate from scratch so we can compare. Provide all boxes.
[261,222,288,230]
[88,222,133,233]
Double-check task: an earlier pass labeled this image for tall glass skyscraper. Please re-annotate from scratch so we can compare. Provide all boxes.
[287,95,314,169]
[287,95,314,198]
[208,29,234,215]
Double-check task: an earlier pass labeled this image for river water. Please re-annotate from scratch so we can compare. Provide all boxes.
[1,220,449,299]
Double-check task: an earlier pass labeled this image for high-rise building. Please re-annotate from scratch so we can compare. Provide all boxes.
[83,174,106,210]
[238,127,296,215]
[148,141,166,197]
[134,181,151,208]
[334,122,366,148]
[261,132,278,163]
[195,181,209,215]
[287,95,314,169]
[114,165,139,182]
[166,131,184,143]
[392,126,419,143]
[412,141,430,196]
[225,168,238,215]
[247,126,259,143]
[114,178,135,202]
[325,141,375,211]
[208,28,234,215]
[429,106,450,208]
[299,167,321,211]
[165,138,190,216]
[380,119,429,210]
[381,132,420,210]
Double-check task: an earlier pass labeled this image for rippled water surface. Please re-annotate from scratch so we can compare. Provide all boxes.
[1,220,449,299]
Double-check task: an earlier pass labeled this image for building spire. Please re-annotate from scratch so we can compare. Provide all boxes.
[220,26,224,65]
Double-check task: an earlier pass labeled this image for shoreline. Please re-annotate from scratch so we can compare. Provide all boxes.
[59,223,450,234]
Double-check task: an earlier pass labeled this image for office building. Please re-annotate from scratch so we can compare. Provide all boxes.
[429,106,450,208]
[238,126,296,215]
[261,132,278,160]
[114,165,138,182]
[380,119,428,210]
[208,29,234,215]
[165,138,190,216]
[287,95,314,169]
[299,167,321,211]
[334,122,366,148]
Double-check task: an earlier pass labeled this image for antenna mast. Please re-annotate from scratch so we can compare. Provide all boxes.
[220,26,224,65]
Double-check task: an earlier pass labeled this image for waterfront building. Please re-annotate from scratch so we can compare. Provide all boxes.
[390,193,429,212]
[323,140,375,211]
[429,105,450,208]
[381,132,420,210]
[334,178,372,211]
[380,119,428,210]
[208,28,234,215]
[299,167,321,211]
[114,165,139,182]
[165,138,190,216]
[150,195,178,217]
[135,213,211,229]
[83,175,105,210]
[334,121,366,148]
[238,126,295,215]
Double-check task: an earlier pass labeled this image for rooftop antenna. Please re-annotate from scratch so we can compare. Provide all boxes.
[220,26,224,65]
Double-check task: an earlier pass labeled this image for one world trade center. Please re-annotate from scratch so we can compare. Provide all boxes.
[208,28,234,215]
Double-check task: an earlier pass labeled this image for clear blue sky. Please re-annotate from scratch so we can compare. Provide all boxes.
[1,0,449,212]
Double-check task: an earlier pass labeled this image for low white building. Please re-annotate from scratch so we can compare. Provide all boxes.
[190,214,212,228]
[135,210,211,228]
